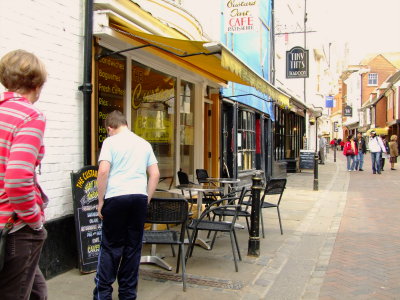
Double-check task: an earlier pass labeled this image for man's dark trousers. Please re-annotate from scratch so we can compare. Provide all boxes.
[93,194,148,300]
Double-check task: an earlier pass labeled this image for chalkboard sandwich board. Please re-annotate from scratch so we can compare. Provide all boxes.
[71,166,100,274]
[299,150,315,170]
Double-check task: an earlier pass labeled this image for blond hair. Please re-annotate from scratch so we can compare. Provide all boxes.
[390,135,397,141]
[0,49,47,93]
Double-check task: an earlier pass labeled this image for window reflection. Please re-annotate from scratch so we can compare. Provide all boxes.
[180,81,194,179]
[130,60,176,189]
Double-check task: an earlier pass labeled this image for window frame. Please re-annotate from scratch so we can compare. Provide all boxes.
[237,109,256,171]
[368,73,378,86]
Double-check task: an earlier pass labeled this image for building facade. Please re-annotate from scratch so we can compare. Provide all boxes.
[0,0,296,277]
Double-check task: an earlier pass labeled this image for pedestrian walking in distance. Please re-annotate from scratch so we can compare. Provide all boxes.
[93,110,160,300]
[389,135,398,170]
[354,133,367,171]
[380,135,390,171]
[318,134,327,164]
[368,130,387,174]
[343,134,358,171]
[0,50,48,299]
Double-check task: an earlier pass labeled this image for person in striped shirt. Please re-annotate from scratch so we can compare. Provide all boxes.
[0,49,48,299]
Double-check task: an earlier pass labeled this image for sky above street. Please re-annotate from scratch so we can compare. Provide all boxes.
[307,0,400,64]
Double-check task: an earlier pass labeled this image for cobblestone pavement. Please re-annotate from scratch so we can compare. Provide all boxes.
[46,151,400,299]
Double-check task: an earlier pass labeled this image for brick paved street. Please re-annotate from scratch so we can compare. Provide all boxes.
[319,155,400,300]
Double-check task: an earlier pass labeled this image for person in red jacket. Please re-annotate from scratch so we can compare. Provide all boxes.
[0,50,48,299]
[343,134,358,171]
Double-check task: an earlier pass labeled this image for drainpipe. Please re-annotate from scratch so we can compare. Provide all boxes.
[271,0,275,85]
[78,0,93,166]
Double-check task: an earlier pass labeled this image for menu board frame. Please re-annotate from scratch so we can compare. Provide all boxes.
[299,149,315,170]
[70,166,100,273]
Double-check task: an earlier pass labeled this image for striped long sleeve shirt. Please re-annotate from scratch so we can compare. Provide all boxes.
[0,92,46,231]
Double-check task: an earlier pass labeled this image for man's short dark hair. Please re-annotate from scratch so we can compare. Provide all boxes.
[105,110,127,129]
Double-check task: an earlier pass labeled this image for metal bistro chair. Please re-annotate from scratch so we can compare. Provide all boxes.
[186,199,242,272]
[195,168,211,184]
[242,178,287,238]
[211,186,253,233]
[142,197,189,291]
[260,178,287,237]
[195,169,224,200]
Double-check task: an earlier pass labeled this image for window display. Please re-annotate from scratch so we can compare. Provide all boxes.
[131,60,176,189]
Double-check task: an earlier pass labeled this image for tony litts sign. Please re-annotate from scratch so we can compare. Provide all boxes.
[286,46,309,78]
[224,0,259,33]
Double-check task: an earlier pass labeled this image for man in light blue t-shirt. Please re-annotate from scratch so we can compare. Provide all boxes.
[93,110,160,300]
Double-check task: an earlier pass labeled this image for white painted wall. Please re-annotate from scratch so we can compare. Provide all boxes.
[0,0,85,220]
[343,71,361,127]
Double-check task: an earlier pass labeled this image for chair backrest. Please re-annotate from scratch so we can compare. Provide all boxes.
[236,186,250,205]
[177,169,190,185]
[146,198,188,225]
[196,169,209,184]
[263,178,286,204]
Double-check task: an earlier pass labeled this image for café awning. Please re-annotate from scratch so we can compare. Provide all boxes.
[366,128,388,136]
[94,11,290,107]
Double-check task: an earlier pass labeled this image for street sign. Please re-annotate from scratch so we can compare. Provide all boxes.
[326,96,334,108]
[286,46,309,78]
[344,105,352,117]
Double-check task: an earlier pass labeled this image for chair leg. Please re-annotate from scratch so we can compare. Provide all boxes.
[260,209,265,238]
[207,215,217,239]
[277,207,283,235]
[210,231,218,249]
[229,231,238,272]
[180,244,187,292]
[232,229,241,261]
[167,224,176,257]
[188,230,198,258]
[245,217,250,234]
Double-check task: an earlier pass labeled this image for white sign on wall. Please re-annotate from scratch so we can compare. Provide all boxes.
[224,0,259,33]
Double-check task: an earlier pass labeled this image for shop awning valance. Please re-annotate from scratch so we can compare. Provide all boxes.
[366,128,388,136]
[94,13,289,107]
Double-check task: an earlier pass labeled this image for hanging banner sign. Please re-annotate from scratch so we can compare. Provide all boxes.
[325,96,334,108]
[344,105,353,117]
[286,46,309,78]
[224,0,259,33]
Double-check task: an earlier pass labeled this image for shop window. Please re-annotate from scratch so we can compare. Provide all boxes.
[238,110,255,171]
[180,81,194,178]
[95,46,126,155]
[130,60,176,189]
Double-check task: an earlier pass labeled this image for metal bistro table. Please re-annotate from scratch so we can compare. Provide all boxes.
[206,178,244,229]
[206,177,241,196]
[140,191,185,271]
[176,183,223,250]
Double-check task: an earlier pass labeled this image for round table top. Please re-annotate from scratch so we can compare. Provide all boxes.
[176,184,223,192]
[206,178,241,184]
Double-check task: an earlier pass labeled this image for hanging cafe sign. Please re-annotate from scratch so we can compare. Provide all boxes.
[224,0,259,33]
[286,46,309,78]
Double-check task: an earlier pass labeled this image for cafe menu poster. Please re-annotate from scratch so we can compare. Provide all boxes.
[71,166,100,273]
